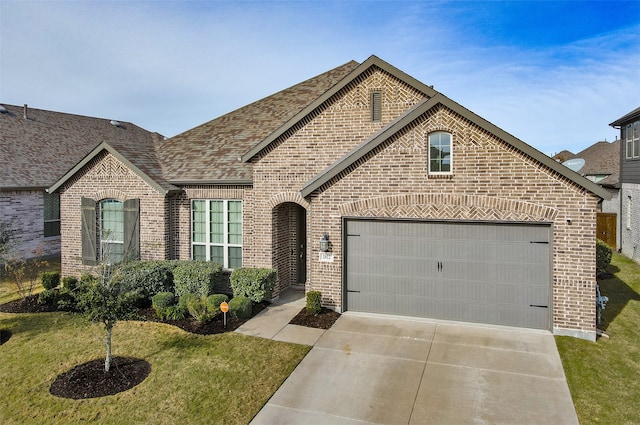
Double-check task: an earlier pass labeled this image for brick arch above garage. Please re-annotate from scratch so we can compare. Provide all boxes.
[339,193,559,222]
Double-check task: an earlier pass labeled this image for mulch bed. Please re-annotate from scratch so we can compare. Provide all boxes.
[0,329,11,345]
[0,295,58,313]
[289,307,341,329]
[50,356,151,399]
[1,295,340,399]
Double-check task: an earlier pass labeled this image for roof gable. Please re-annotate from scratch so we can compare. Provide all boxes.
[240,55,438,163]
[300,93,611,200]
[0,104,162,190]
[48,141,178,195]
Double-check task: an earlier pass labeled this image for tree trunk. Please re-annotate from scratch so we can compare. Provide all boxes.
[105,325,112,372]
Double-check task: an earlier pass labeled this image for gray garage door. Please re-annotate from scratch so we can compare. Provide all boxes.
[345,220,551,330]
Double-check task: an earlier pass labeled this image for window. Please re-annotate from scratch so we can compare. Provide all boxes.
[370,91,382,122]
[43,192,60,237]
[627,196,632,230]
[192,200,242,269]
[81,197,139,265]
[428,132,452,174]
[100,200,124,263]
[626,121,639,159]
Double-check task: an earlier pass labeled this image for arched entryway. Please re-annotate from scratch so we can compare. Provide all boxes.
[272,202,307,291]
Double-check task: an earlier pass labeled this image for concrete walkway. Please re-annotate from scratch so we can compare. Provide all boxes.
[239,289,579,425]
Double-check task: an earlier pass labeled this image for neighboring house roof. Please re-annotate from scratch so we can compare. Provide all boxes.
[559,141,620,187]
[0,104,163,190]
[157,60,361,184]
[610,106,640,127]
[301,92,611,200]
[552,150,574,162]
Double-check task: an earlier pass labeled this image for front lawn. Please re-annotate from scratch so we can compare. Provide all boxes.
[0,311,310,424]
[556,253,640,425]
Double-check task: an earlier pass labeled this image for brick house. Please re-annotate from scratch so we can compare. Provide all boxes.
[50,56,609,340]
[0,104,162,260]
[610,107,640,263]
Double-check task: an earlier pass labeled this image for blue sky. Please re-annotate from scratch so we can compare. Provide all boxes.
[1,0,639,156]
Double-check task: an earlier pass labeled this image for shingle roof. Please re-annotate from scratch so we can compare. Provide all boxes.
[565,140,620,185]
[157,60,360,183]
[0,104,163,189]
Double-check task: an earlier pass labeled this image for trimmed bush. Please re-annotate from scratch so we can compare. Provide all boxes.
[118,260,177,300]
[62,276,78,291]
[306,291,322,315]
[229,295,252,319]
[174,261,222,298]
[37,288,59,306]
[152,292,176,320]
[56,288,78,311]
[230,268,276,303]
[596,239,613,274]
[41,272,60,290]
[206,294,229,313]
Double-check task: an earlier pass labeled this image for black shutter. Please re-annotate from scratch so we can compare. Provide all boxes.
[123,198,140,261]
[81,197,97,265]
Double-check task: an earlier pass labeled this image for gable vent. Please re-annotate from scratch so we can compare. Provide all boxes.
[370,91,382,122]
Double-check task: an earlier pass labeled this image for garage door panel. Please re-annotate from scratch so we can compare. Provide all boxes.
[345,220,551,330]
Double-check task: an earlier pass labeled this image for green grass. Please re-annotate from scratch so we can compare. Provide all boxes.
[556,253,640,425]
[0,311,310,424]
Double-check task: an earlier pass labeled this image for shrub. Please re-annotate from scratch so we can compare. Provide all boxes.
[173,261,222,298]
[41,271,60,290]
[152,292,175,319]
[229,296,252,319]
[56,288,79,311]
[179,292,199,310]
[596,239,613,274]
[186,296,216,323]
[119,260,176,300]
[62,276,78,291]
[37,288,59,306]
[306,291,322,315]
[230,268,276,303]
[206,294,229,313]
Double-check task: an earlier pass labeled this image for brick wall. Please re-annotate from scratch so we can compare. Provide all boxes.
[0,190,60,259]
[247,68,600,340]
[59,151,169,277]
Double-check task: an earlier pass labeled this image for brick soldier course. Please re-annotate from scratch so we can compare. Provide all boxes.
[50,55,610,340]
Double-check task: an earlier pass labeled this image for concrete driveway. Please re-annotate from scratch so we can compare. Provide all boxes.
[250,314,579,425]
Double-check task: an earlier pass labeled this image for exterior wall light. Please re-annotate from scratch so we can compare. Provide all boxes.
[320,234,330,252]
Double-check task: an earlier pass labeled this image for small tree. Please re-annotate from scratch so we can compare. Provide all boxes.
[0,221,13,264]
[3,244,49,300]
[76,239,140,372]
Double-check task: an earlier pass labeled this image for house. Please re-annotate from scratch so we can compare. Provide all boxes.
[554,141,620,249]
[0,104,162,260]
[610,107,640,263]
[49,56,610,340]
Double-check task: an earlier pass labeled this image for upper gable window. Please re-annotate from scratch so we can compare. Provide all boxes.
[428,132,452,174]
[625,121,639,159]
[370,91,382,122]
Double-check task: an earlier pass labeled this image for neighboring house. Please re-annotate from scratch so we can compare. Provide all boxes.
[50,56,609,340]
[0,104,162,260]
[554,141,620,249]
[610,106,640,263]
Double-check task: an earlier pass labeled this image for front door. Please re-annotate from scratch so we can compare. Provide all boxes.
[296,207,307,284]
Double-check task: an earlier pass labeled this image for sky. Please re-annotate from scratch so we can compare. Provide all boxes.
[1,0,639,156]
